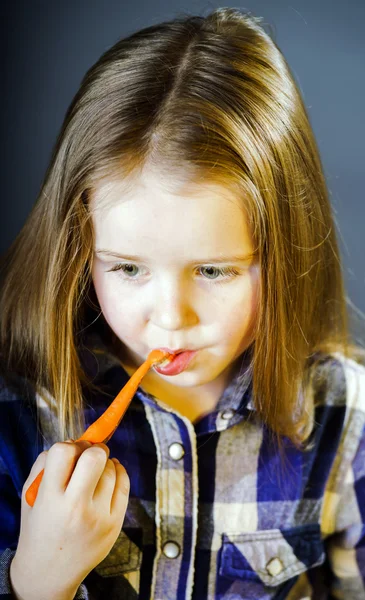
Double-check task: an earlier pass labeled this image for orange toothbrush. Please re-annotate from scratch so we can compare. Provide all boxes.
[25,349,173,507]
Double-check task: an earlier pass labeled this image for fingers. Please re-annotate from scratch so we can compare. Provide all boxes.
[40,440,98,497]
[110,459,130,517]
[24,441,128,516]
[79,455,130,516]
[64,443,111,501]
[92,458,117,511]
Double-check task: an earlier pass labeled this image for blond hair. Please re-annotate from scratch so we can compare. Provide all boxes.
[1,8,364,446]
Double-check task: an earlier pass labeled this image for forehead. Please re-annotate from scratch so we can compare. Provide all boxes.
[89,172,253,255]
[90,170,241,206]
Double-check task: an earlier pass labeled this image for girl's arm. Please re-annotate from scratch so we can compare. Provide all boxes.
[0,452,88,600]
[324,424,365,598]
[0,378,90,599]
[7,440,129,600]
[322,360,365,598]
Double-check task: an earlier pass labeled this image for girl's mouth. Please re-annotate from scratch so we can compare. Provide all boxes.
[154,349,198,375]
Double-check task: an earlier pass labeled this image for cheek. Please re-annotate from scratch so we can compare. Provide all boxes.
[92,267,142,332]
[223,268,260,335]
[92,266,114,312]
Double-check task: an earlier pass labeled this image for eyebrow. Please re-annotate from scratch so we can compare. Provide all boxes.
[94,249,256,263]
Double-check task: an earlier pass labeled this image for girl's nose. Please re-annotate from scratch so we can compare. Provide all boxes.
[151,279,198,330]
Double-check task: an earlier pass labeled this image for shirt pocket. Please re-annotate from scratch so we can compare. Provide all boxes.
[219,524,325,597]
[94,528,142,579]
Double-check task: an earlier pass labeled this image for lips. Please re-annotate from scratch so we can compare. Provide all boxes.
[158,347,192,355]
[154,349,198,376]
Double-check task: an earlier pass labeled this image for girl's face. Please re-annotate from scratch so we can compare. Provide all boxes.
[90,171,260,399]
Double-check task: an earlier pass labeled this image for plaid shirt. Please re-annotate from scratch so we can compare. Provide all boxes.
[0,329,365,599]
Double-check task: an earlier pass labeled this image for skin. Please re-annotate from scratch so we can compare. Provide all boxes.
[10,441,130,600]
[10,171,260,599]
[24,349,169,508]
[90,169,260,422]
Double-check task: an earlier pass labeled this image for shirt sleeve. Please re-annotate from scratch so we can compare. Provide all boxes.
[322,359,365,600]
[0,455,89,599]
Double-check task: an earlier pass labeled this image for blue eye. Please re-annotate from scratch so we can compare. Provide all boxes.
[107,263,240,285]
[112,263,139,277]
[198,265,239,282]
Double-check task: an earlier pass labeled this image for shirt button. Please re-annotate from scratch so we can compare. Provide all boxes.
[162,541,180,559]
[168,442,185,460]
[220,409,235,420]
[266,557,284,576]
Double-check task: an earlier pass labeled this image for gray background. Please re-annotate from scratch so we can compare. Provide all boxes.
[2,0,364,337]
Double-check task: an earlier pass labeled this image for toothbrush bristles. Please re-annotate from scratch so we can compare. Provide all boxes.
[157,356,174,367]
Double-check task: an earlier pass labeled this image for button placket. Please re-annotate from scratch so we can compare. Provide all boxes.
[143,403,198,599]
[163,444,184,560]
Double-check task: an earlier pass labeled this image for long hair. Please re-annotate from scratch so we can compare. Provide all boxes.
[0,7,364,445]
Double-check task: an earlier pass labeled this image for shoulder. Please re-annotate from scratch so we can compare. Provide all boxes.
[320,354,365,535]
[330,353,365,464]
[331,352,365,415]
[0,370,44,493]
[0,367,35,405]
[317,351,365,437]
[305,353,365,484]
[319,352,365,480]
[309,351,365,413]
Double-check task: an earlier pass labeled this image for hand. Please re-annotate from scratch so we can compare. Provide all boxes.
[10,440,130,600]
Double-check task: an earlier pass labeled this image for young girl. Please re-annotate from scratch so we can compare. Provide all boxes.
[0,7,364,600]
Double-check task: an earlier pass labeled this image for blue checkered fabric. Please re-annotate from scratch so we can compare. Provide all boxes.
[1,328,365,599]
